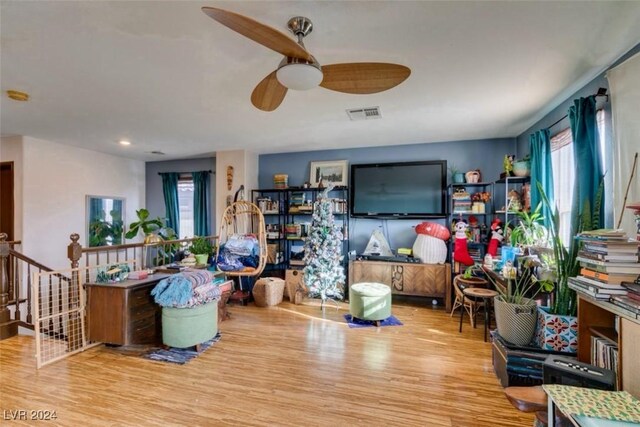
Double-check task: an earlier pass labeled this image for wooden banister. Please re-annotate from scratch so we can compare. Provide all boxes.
[1,233,19,339]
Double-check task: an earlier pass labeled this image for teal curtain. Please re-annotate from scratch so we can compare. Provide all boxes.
[569,96,604,230]
[192,171,211,236]
[160,172,180,236]
[529,129,554,227]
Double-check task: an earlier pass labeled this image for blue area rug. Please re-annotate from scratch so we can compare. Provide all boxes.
[344,314,403,328]
[143,333,221,364]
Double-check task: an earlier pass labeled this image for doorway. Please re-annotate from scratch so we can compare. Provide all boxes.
[0,161,15,241]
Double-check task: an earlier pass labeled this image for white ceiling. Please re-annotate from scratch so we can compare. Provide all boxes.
[2,1,640,161]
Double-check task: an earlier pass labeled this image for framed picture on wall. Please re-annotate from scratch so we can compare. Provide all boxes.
[86,195,126,247]
[309,160,348,187]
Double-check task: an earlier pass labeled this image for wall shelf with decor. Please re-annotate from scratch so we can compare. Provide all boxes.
[493,176,531,227]
[447,182,495,271]
[252,189,288,276]
[253,186,350,273]
[285,186,350,271]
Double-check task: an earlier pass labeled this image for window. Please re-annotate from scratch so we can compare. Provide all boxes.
[178,177,194,238]
[550,109,606,245]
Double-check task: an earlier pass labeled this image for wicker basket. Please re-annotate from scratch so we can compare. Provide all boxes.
[253,277,285,307]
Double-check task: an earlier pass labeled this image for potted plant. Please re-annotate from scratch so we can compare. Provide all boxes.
[509,202,550,251]
[533,181,604,352]
[449,165,465,184]
[189,236,213,266]
[512,155,531,177]
[485,262,553,346]
[125,208,178,267]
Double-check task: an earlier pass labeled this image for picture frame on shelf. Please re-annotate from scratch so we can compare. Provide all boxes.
[309,160,348,187]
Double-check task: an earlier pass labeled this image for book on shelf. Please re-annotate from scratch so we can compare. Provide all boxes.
[591,336,618,379]
[580,268,640,285]
[578,250,639,263]
[573,275,627,292]
[577,229,628,239]
[568,277,614,300]
[577,257,640,274]
[610,295,640,314]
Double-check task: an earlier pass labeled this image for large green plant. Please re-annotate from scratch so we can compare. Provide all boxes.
[509,202,550,248]
[537,180,604,316]
[125,209,175,240]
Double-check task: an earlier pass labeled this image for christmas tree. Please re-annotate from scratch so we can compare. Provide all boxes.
[303,185,345,304]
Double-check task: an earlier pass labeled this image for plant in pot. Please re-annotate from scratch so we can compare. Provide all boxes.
[449,165,465,184]
[189,236,213,266]
[484,262,553,346]
[533,182,603,352]
[509,202,550,252]
[125,208,178,267]
[512,154,531,177]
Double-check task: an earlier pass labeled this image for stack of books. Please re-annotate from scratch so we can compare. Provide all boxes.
[611,280,640,314]
[570,230,640,300]
[591,335,619,375]
[452,189,471,213]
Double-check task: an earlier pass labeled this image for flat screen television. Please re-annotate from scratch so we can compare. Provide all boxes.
[350,161,447,218]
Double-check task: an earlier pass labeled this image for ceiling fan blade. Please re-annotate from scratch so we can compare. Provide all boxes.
[320,63,411,94]
[251,71,288,111]
[202,7,312,61]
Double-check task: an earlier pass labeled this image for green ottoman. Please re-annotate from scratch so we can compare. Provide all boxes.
[162,301,218,349]
[349,282,392,326]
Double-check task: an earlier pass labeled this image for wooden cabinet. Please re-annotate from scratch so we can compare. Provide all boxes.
[86,274,170,346]
[577,294,640,396]
[349,261,451,311]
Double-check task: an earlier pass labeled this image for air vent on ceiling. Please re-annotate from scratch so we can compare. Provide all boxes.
[149,150,165,155]
[346,106,381,121]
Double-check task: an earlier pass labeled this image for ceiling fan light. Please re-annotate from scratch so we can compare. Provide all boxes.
[276,63,323,90]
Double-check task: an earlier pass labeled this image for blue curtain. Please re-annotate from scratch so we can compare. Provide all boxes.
[529,129,554,227]
[160,172,180,236]
[569,96,604,230]
[192,171,211,236]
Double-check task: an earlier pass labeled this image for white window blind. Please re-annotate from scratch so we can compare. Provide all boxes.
[178,177,194,238]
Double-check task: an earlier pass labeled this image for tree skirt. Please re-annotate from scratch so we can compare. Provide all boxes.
[143,333,221,364]
[343,314,403,328]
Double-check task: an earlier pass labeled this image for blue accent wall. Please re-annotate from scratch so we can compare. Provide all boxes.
[259,138,515,253]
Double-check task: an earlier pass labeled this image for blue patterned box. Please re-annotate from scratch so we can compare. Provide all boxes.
[535,306,578,353]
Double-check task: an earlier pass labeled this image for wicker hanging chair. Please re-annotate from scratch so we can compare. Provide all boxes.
[216,200,267,278]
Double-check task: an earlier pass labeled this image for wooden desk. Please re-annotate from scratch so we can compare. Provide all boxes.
[349,260,452,311]
[86,274,170,346]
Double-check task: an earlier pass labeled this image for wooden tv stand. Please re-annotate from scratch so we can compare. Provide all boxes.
[349,260,451,311]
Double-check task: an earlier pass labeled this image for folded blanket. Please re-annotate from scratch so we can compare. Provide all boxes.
[152,270,223,308]
[217,234,260,271]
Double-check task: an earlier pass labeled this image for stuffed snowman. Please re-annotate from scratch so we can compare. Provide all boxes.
[453,220,474,266]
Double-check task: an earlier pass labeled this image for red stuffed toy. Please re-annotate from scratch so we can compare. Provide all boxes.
[487,218,504,257]
[453,220,474,266]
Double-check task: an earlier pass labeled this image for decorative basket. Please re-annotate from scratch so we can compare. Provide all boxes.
[253,277,285,307]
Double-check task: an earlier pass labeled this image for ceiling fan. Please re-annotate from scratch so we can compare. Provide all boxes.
[201,7,411,111]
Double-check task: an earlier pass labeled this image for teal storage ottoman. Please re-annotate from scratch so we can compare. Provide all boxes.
[162,301,218,349]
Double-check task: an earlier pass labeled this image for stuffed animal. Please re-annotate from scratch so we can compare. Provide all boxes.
[453,220,474,266]
[487,218,504,257]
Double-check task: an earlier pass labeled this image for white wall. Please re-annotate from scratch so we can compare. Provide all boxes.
[0,136,24,242]
[21,137,145,269]
[215,150,258,231]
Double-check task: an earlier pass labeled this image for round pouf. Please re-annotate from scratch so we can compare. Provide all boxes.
[162,301,218,349]
[349,282,392,322]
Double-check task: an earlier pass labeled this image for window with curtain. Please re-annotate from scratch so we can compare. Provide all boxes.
[178,176,195,238]
[551,109,606,244]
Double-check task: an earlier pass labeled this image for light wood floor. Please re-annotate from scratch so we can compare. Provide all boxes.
[0,300,533,426]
